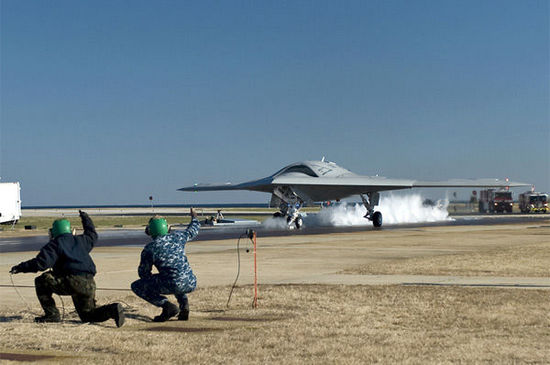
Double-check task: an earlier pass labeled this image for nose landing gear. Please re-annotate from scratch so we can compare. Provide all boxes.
[272,186,306,229]
[287,214,303,229]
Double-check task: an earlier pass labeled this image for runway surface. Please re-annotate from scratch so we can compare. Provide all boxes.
[1,214,548,253]
[2,216,549,302]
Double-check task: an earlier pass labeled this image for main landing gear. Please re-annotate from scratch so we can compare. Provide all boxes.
[361,192,383,228]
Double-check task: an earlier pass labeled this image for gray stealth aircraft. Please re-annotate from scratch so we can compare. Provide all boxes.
[179,159,529,228]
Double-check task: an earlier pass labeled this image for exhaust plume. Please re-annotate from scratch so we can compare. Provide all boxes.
[262,193,452,229]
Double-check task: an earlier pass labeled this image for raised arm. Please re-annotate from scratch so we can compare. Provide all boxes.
[172,208,200,243]
[79,210,98,250]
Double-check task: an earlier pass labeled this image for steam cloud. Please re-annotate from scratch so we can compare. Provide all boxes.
[262,193,452,229]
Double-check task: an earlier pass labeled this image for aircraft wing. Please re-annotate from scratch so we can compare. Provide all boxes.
[271,175,528,188]
[411,179,529,188]
[269,176,529,201]
[178,176,274,193]
[181,174,528,202]
[179,176,415,195]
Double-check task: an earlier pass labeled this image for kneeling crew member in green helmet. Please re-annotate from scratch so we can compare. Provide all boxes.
[131,208,200,322]
[10,210,125,327]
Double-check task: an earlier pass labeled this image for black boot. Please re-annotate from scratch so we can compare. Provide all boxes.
[112,303,125,328]
[178,308,189,321]
[178,297,189,321]
[34,314,60,323]
[153,302,179,322]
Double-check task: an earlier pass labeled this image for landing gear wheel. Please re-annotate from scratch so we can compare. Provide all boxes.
[294,216,303,229]
[372,211,382,228]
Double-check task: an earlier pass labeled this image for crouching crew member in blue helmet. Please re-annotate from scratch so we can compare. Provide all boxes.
[131,208,200,322]
[9,210,125,327]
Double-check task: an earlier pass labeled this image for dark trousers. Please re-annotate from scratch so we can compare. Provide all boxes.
[35,271,115,322]
[131,274,191,311]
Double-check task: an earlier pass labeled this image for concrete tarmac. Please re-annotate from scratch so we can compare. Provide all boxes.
[1,218,549,309]
[1,214,548,253]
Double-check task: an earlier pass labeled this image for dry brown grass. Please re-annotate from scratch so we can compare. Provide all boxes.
[1,284,550,364]
[344,227,550,277]
[2,222,550,363]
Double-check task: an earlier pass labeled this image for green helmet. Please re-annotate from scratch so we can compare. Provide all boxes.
[51,219,71,238]
[147,217,168,238]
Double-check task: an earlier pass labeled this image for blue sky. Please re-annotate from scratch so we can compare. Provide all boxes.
[1,0,548,206]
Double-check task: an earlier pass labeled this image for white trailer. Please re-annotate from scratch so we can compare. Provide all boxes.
[0,182,21,224]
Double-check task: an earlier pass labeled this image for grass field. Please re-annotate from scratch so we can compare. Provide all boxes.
[15,215,193,230]
[1,284,549,364]
[1,221,549,363]
[6,215,266,234]
[344,233,550,277]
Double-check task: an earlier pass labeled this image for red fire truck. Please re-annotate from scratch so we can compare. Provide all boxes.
[479,189,513,213]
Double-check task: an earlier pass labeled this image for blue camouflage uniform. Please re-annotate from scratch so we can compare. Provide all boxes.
[131,218,200,310]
